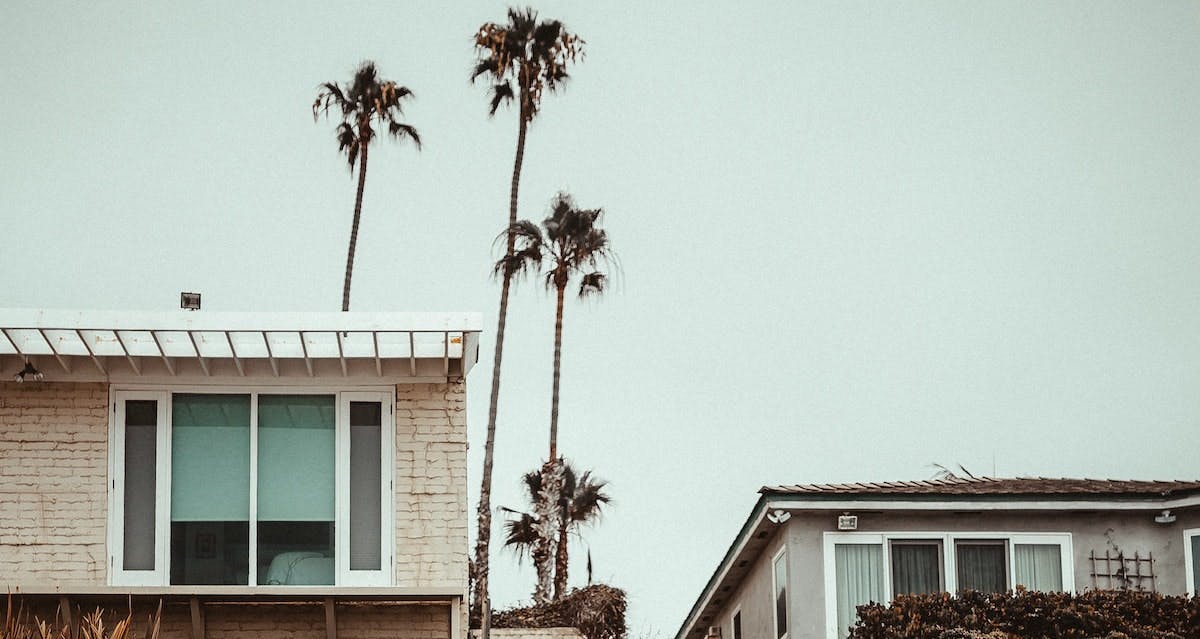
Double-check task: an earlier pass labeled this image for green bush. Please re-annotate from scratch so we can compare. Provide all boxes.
[848,590,1200,639]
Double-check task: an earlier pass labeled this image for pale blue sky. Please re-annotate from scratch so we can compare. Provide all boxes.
[3,2,1200,636]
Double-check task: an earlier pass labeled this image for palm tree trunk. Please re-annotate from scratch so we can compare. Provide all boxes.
[472,102,530,624]
[342,145,369,312]
[549,283,565,460]
[533,458,563,604]
[552,504,570,600]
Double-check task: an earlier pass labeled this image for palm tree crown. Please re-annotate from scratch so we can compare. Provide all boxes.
[472,7,584,121]
[312,61,420,311]
[498,193,613,300]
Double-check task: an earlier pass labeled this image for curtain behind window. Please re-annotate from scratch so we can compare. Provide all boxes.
[835,544,883,639]
[956,542,1006,593]
[891,542,941,595]
[1014,544,1062,591]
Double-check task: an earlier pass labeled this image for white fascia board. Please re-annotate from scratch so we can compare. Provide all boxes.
[675,500,769,639]
[768,495,1200,511]
[0,308,483,333]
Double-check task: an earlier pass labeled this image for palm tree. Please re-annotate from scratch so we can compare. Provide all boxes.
[501,462,611,600]
[499,192,613,601]
[470,7,584,619]
[313,61,420,311]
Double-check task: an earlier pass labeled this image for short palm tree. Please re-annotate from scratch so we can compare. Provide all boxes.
[501,462,611,600]
[470,7,584,619]
[313,61,420,311]
[498,192,613,602]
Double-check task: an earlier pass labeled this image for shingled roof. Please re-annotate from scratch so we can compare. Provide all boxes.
[761,476,1200,498]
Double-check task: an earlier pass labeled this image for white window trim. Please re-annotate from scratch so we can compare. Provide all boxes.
[771,545,789,639]
[821,531,1073,639]
[1185,527,1200,597]
[107,385,395,588]
[729,605,742,639]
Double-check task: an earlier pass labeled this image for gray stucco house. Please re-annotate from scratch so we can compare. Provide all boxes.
[676,478,1200,639]
[0,308,481,639]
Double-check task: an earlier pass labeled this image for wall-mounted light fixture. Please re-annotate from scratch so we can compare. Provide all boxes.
[766,509,791,524]
[13,360,44,383]
[181,292,201,311]
[1154,509,1176,524]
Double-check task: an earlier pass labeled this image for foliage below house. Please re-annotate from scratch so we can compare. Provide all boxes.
[4,597,162,639]
[477,585,626,639]
[848,590,1200,639]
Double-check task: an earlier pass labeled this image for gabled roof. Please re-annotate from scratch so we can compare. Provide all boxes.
[762,477,1200,499]
[0,308,482,382]
[675,477,1200,639]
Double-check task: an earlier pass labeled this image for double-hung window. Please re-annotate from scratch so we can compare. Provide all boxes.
[771,548,789,639]
[823,532,1072,639]
[109,389,394,587]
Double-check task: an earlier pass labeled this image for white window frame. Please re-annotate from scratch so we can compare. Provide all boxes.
[729,605,742,639]
[822,531,1073,639]
[771,545,789,639]
[108,390,170,586]
[1185,527,1200,596]
[107,386,395,587]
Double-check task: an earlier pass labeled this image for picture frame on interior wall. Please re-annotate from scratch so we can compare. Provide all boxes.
[1185,528,1200,596]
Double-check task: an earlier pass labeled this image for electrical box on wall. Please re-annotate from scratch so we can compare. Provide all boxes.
[838,514,858,530]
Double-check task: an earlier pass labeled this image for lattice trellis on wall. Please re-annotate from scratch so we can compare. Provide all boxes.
[1088,550,1156,591]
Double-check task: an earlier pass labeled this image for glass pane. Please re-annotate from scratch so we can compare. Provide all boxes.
[170,394,250,585]
[891,541,942,595]
[1014,544,1063,591]
[350,401,382,571]
[171,394,251,520]
[258,521,334,585]
[773,553,787,639]
[1192,536,1200,594]
[257,395,335,585]
[123,400,157,571]
[835,544,884,639]
[732,612,742,639]
[956,542,1007,593]
[170,521,248,585]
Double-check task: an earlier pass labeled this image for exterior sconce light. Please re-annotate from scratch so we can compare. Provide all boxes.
[181,292,201,311]
[1154,510,1176,524]
[13,360,44,383]
[767,509,791,524]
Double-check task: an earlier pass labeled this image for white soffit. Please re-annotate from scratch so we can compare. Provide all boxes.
[0,309,482,381]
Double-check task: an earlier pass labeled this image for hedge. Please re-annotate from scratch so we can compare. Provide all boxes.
[848,590,1200,639]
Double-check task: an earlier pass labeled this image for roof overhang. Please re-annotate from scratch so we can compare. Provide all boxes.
[674,491,1200,639]
[0,308,482,383]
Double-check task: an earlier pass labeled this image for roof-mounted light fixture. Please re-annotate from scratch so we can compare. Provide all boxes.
[1155,509,1176,524]
[766,509,791,524]
[13,359,44,383]
[180,292,201,311]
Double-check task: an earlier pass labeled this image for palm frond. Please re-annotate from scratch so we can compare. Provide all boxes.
[388,122,422,148]
[489,81,515,116]
[502,511,539,565]
[578,272,606,298]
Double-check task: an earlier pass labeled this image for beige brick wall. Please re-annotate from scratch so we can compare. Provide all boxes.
[0,382,109,584]
[395,382,469,592]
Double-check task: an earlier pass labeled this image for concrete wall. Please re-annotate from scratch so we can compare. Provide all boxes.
[468,628,585,639]
[708,508,1200,639]
[0,380,469,592]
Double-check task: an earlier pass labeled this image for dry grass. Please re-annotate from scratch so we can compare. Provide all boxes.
[2,597,160,639]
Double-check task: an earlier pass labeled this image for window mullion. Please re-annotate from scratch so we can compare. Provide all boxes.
[249,391,259,586]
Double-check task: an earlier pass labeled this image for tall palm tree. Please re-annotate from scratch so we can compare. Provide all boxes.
[470,7,584,619]
[499,192,613,602]
[313,61,420,311]
[501,462,611,600]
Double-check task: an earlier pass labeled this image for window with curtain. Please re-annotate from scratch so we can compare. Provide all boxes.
[834,544,883,639]
[773,551,788,639]
[955,540,1007,593]
[890,540,942,595]
[1014,544,1063,591]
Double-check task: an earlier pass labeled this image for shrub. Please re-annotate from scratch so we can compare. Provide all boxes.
[848,590,1200,639]
[485,584,627,639]
[2,597,161,639]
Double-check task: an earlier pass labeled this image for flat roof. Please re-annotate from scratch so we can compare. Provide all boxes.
[0,308,482,382]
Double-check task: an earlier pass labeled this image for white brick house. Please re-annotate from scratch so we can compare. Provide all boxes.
[0,308,481,639]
